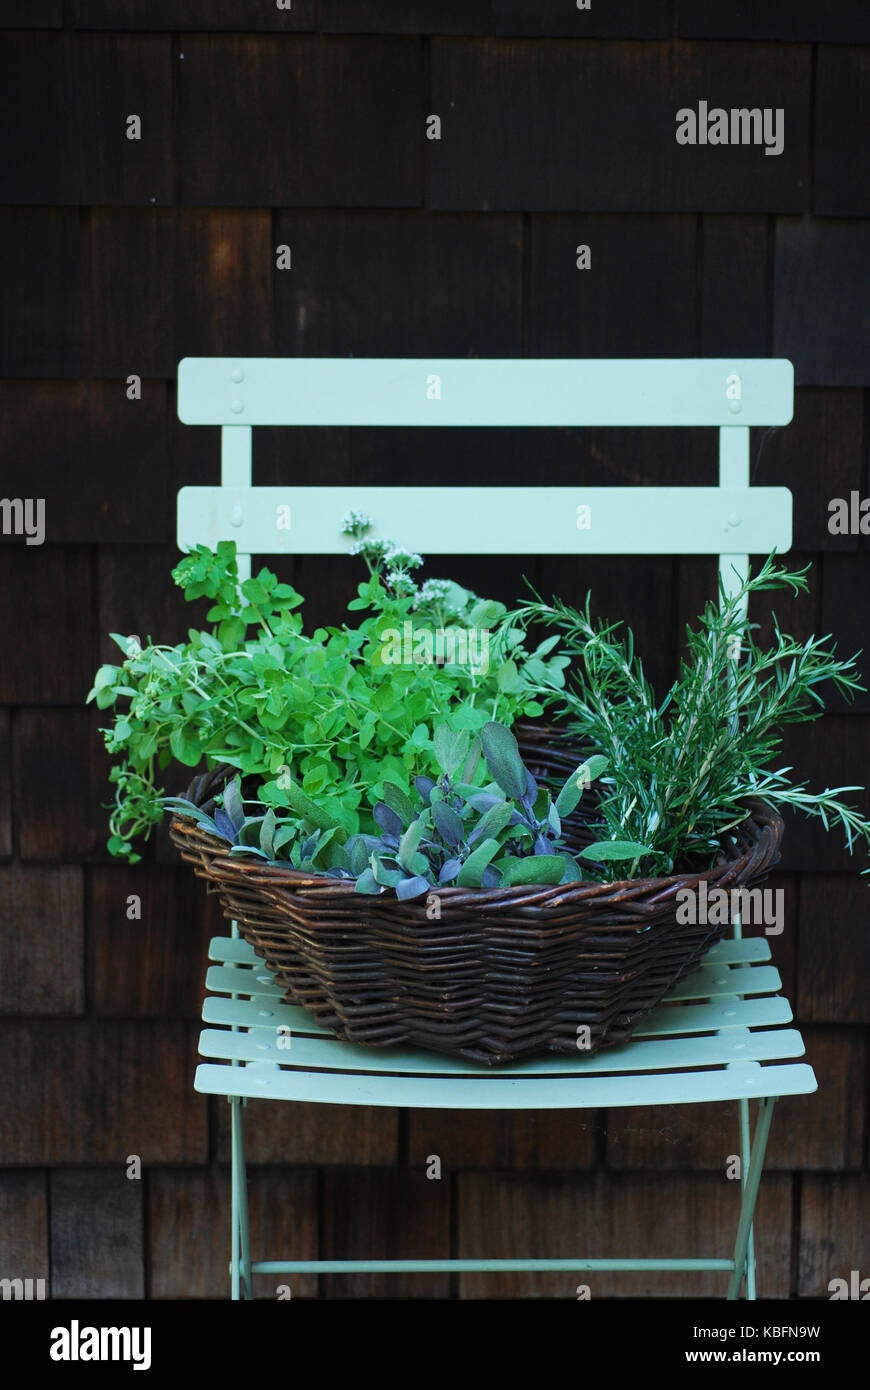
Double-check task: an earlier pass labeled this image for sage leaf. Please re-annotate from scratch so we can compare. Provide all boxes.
[555,755,609,818]
[579,840,650,862]
[282,780,341,832]
[221,779,246,833]
[433,724,469,777]
[456,837,501,888]
[259,807,277,858]
[467,799,514,846]
[432,800,464,848]
[414,775,436,804]
[438,857,462,884]
[396,875,431,900]
[460,735,482,784]
[398,818,426,874]
[354,868,382,895]
[373,802,403,838]
[498,855,567,886]
[371,854,403,888]
[480,721,527,799]
[213,809,238,843]
[383,781,415,826]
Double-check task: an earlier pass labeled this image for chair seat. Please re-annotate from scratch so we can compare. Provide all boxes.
[195,936,817,1110]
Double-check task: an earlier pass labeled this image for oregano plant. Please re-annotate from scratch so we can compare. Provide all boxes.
[89,527,568,861]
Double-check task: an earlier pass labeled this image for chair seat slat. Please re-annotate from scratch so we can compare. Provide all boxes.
[198,1025,806,1075]
[194,1059,816,1109]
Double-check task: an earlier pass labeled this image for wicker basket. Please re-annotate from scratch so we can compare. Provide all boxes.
[170,724,784,1065]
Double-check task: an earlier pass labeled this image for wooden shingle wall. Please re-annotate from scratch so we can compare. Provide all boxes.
[0,3,867,1299]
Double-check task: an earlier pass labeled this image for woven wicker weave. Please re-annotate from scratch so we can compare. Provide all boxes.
[170,725,784,1065]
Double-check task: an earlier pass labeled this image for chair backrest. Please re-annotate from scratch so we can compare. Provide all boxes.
[176,357,794,612]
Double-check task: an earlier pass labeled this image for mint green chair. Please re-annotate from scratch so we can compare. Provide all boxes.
[177,357,815,1300]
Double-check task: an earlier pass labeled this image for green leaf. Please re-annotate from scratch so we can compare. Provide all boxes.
[222,778,246,832]
[468,799,514,845]
[258,781,292,809]
[480,721,527,799]
[371,853,403,888]
[274,583,305,610]
[456,838,501,887]
[496,659,522,693]
[433,724,469,777]
[326,841,351,874]
[396,875,430,901]
[240,577,268,607]
[281,780,341,832]
[218,615,246,651]
[497,855,567,886]
[359,713,378,750]
[373,680,401,712]
[342,835,369,876]
[301,764,330,796]
[273,824,297,852]
[579,840,651,862]
[555,755,609,817]
[451,703,485,731]
[382,780,415,828]
[92,664,119,692]
[160,798,218,833]
[467,598,505,627]
[169,725,201,766]
[397,818,426,874]
[259,807,277,858]
[432,800,464,847]
[558,855,584,884]
[310,826,343,865]
[460,735,482,785]
[355,867,382,895]
[107,834,138,862]
[581,754,609,782]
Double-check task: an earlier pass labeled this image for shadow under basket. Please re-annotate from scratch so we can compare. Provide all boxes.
[170,726,784,1066]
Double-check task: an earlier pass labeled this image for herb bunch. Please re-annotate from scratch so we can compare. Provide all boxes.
[511,555,870,877]
[89,526,567,861]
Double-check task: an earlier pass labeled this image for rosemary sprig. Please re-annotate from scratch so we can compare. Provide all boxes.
[510,556,870,878]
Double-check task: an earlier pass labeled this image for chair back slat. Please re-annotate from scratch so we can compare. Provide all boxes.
[178,356,794,427]
[176,358,794,592]
[177,483,791,558]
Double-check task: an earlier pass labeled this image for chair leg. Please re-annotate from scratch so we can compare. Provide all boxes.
[230,1096,253,1300]
[737,1097,757,1299]
[727,1095,777,1300]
